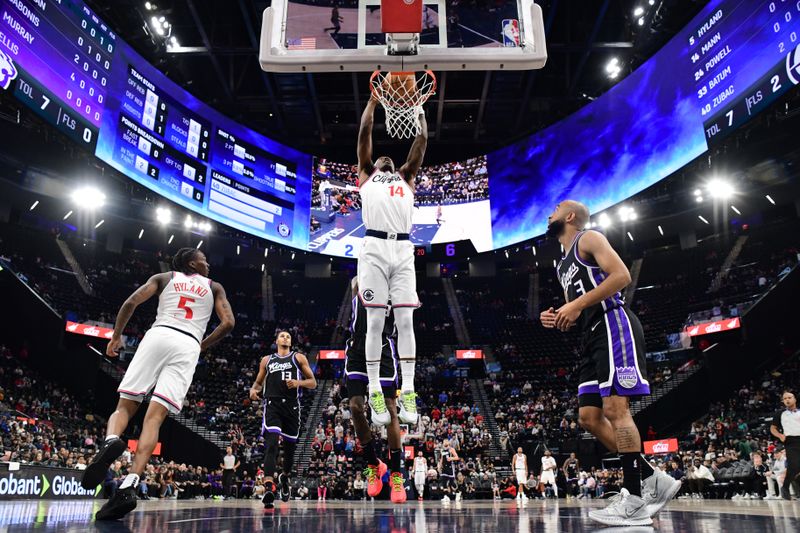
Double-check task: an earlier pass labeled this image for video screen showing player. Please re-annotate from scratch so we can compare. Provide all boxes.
[308,155,493,256]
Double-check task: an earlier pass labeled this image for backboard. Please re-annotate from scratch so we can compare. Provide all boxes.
[259,0,547,73]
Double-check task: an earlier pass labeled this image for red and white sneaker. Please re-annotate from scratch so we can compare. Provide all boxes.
[365,460,388,498]
[390,473,407,503]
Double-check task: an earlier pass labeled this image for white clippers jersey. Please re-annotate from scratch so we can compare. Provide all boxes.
[414,457,427,472]
[152,272,214,342]
[360,170,414,234]
[515,454,526,470]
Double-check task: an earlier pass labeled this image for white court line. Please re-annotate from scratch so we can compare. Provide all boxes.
[345,222,365,238]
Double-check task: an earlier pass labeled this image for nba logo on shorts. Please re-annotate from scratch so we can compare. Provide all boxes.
[615,366,639,389]
[502,19,520,48]
[0,50,18,91]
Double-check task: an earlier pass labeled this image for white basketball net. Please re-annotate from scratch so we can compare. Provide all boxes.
[370,71,437,140]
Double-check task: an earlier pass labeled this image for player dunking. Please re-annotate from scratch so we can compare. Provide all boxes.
[541,201,680,526]
[249,331,316,509]
[356,96,427,427]
[83,248,235,520]
[345,278,407,503]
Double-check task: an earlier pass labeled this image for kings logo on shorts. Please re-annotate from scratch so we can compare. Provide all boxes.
[615,366,639,389]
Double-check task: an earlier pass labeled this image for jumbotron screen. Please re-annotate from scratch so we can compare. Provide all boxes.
[0,0,797,254]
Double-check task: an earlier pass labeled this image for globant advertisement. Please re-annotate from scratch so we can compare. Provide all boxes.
[0,465,100,500]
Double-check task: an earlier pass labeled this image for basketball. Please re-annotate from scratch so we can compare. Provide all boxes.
[384,72,417,100]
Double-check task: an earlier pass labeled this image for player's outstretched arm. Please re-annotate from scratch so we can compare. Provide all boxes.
[357,99,378,185]
[399,108,428,187]
[200,282,235,352]
[288,353,318,390]
[107,273,168,357]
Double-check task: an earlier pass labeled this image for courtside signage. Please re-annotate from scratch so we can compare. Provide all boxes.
[0,466,101,500]
[643,438,679,454]
[684,317,740,337]
[319,350,346,360]
[456,350,483,360]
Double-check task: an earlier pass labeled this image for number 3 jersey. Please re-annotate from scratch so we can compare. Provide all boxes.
[152,272,214,342]
[556,230,625,334]
[360,169,414,234]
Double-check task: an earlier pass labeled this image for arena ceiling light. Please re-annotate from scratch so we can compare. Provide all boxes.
[706,179,735,200]
[698,215,709,224]
[138,229,144,239]
[598,212,612,229]
[168,234,174,244]
[155,207,172,225]
[765,194,776,205]
[617,206,637,222]
[71,186,106,210]
[730,205,741,215]
[657,225,664,236]
[63,210,73,220]
[196,240,203,249]
[605,57,622,79]
[633,6,644,17]
[627,232,634,241]
[29,200,39,211]
[94,219,105,229]
[236,245,240,256]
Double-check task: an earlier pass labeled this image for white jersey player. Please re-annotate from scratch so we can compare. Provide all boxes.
[83,248,235,522]
[413,451,428,500]
[512,447,528,501]
[540,450,559,498]
[356,97,428,427]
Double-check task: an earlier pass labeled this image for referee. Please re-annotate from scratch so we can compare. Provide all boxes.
[220,446,240,500]
[770,390,800,500]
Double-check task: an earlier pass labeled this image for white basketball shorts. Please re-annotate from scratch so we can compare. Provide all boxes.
[357,236,419,308]
[540,471,556,485]
[117,327,201,414]
[414,472,426,488]
[516,470,527,485]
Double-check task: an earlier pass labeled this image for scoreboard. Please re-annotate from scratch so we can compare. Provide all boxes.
[696,1,800,143]
[0,0,311,250]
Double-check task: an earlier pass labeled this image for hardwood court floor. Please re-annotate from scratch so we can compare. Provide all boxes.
[0,497,797,532]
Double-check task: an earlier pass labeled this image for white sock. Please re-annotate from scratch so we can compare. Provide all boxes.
[400,359,416,393]
[366,361,382,394]
[119,473,140,489]
[105,434,118,442]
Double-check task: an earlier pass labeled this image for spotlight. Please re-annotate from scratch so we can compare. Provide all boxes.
[236,245,240,256]
[504,250,509,259]
[261,264,265,272]
[730,205,741,215]
[29,200,39,211]
[168,234,174,244]
[138,229,144,239]
[264,249,269,257]
[633,6,644,16]
[532,246,536,256]
[291,252,295,260]
[63,210,73,220]
[637,17,645,26]
[184,215,193,228]
[657,225,664,236]
[94,219,105,229]
[698,215,709,224]
[693,189,702,197]
[627,232,634,241]
[765,195,775,205]
[706,179,734,200]
[605,57,622,79]
[71,186,106,209]
[196,240,203,249]
[156,207,172,225]
[598,213,612,229]
[552,259,557,267]
[617,206,636,222]
[695,196,703,203]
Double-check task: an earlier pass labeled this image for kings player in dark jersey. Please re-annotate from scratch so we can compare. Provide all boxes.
[345,278,407,503]
[249,331,316,509]
[541,201,680,527]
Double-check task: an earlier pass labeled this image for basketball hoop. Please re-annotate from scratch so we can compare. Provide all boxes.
[370,70,436,140]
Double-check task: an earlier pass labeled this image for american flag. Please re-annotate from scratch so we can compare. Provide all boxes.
[288,37,317,50]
